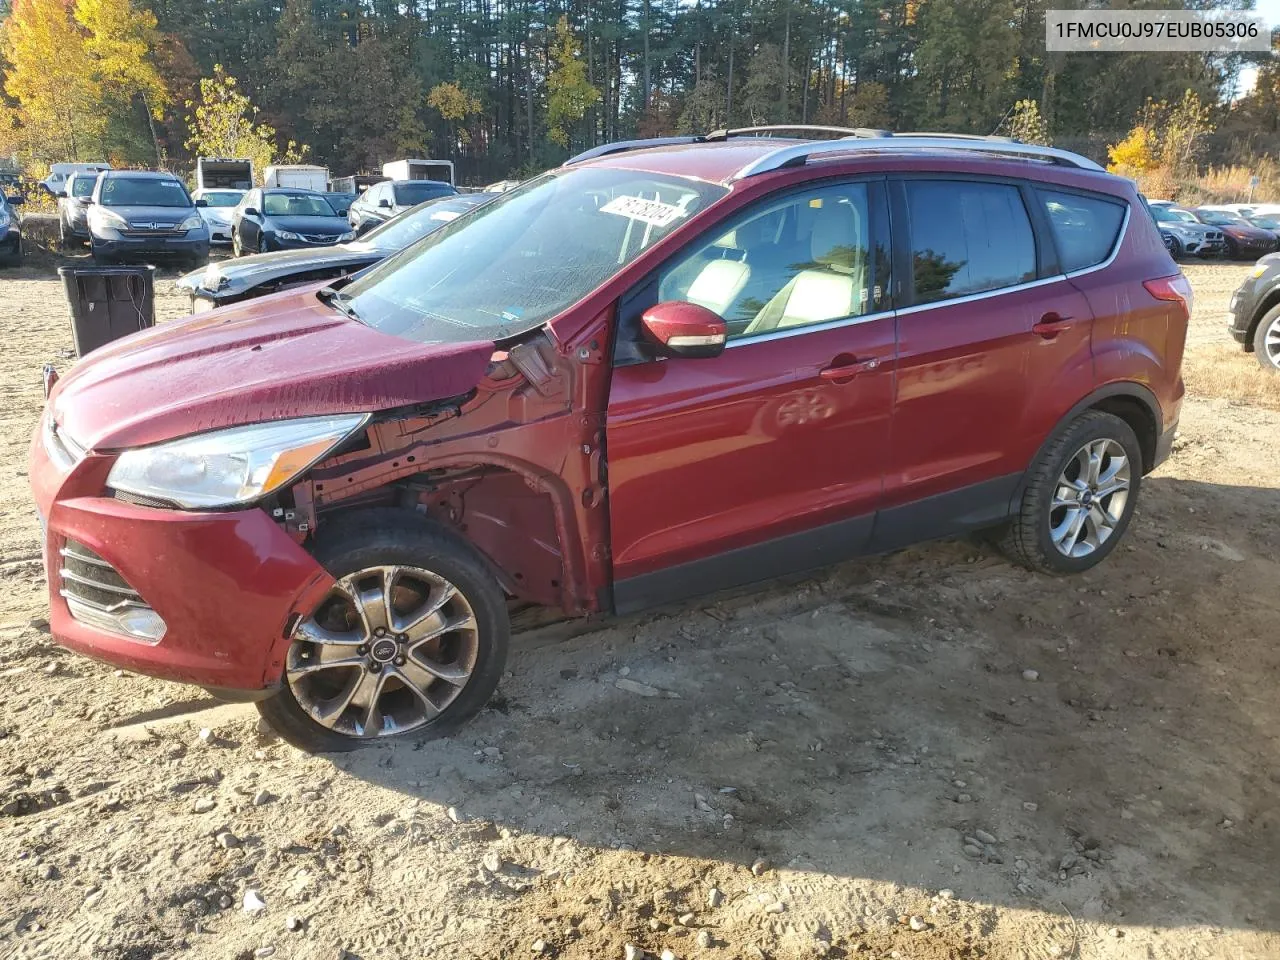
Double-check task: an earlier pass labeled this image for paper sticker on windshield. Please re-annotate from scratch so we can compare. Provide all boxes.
[600,195,687,228]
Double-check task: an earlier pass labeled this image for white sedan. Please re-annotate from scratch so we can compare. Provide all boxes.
[192,188,246,245]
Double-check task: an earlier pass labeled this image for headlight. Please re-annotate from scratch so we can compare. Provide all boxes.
[338,231,356,242]
[89,207,129,231]
[0,209,8,228]
[106,415,368,509]
[275,229,303,241]
[180,213,204,231]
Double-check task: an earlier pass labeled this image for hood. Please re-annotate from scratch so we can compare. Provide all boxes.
[200,207,234,224]
[105,204,196,227]
[265,214,349,235]
[1221,224,1274,241]
[1163,221,1216,236]
[177,246,382,295]
[50,286,494,451]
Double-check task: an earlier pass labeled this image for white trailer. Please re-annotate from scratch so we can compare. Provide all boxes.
[263,164,330,192]
[381,159,455,185]
[196,157,254,191]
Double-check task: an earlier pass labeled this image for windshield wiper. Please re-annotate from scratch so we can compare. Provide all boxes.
[317,286,365,325]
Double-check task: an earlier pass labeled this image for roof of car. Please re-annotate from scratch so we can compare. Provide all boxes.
[577,136,1121,191]
[263,187,323,193]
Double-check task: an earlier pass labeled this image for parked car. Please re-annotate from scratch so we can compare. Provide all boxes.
[192,188,245,245]
[57,171,101,247]
[30,131,1188,751]
[231,188,354,255]
[0,190,22,266]
[40,162,110,197]
[347,179,458,233]
[1192,207,1278,258]
[1150,204,1226,257]
[323,191,357,218]
[1226,253,1280,372]
[1247,213,1280,236]
[87,170,210,265]
[178,194,488,311]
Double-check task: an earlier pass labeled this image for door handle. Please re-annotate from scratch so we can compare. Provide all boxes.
[820,357,881,381]
[1032,312,1075,338]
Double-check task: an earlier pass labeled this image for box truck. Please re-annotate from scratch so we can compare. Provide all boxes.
[263,165,329,191]
[195,158,254,191]
[381,159,455,185]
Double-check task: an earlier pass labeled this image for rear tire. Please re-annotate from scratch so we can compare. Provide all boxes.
[256,509,510,753]
[1252,305,1280,373]
[999,411,1142,575]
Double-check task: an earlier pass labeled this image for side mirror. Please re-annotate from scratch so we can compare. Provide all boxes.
[195,198,208,208]
[75,196,90,205]
[243,207,259,218]
[378,198,392,209]
[640,301,727,359]
[8,195,24,206]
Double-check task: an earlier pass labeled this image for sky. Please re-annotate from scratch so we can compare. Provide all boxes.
[1237,0,1280,97]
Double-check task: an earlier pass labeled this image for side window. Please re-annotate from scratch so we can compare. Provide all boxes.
[657,182,880,341]
[1039,189,1126,273]
[905,180,1036,305]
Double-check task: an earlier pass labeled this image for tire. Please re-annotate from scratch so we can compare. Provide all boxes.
[232,230,242,257]
[1252,304,1280,373]
[999,410,1142,575]
[256,508,510,753]
[1168,237,1183,260]
[58,218,69,249]
[257,233,268,254]
[1225,237,1240,260]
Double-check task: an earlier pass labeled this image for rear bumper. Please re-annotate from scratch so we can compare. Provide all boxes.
[1153,418,1178,471]
[29,423,333,690]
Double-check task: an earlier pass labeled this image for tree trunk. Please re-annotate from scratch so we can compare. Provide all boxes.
[141,94,163,168]
[641,0,651,111]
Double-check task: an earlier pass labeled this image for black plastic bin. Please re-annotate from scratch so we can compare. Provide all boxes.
[57,264,156,357]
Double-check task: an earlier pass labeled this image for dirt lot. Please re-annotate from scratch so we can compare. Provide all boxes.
[1,254,1277,960]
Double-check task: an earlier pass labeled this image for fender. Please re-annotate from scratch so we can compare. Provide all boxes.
[1008,380,1164,514]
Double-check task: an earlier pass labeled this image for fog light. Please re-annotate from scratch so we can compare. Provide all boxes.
[65,596,167,644]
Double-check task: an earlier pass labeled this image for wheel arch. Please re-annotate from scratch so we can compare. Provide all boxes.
[1245,287,1280,352]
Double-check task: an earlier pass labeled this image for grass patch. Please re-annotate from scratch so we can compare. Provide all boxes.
[1183,344,1280,409]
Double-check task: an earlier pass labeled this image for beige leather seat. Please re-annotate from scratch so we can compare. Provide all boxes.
[684,258,751,315]
[740,204,865,337]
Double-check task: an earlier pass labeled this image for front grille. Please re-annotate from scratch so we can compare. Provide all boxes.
[59,540,146,611]
[303,234,338,243]
[1205,231,1223,241]
[124,229,185,238]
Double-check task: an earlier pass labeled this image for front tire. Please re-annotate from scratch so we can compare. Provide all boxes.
[1000,410,1142,575]
[256,509,510,752]
[1253,304,1280,373]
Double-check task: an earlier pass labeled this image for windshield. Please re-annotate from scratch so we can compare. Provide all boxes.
[1197,210,1240,225]
[1251,216,1280,229]
[201,190,243,208]
[361,197,484,249]
[1155,208,1197,223]
[393,181,455,206]
[101,177,192,207]
[263,192,337,217]
[70,176,96,198]
[342,167,727,344]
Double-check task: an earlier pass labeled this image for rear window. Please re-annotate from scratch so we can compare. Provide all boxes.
[1039,190,1126,272]
[905,180,1036,304]
[393,181,456,205]
[70,176,96,198]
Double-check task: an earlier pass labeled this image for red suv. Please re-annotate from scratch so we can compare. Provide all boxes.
[31,130,1189,751]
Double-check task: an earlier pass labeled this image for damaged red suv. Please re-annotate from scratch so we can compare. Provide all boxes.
[31,130,1189,751]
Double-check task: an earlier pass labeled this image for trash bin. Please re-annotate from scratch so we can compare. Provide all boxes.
[57,264,156,357]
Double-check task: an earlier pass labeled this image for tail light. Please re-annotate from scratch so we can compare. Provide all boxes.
[1144,273,1193,318]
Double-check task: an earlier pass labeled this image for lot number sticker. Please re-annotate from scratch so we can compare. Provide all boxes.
[600,195,688,228]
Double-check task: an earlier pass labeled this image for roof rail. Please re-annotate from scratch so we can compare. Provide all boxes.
[564,136,702,166]
[892,131,1018,143]
[704,124,892,141]
[730,136,1105,180]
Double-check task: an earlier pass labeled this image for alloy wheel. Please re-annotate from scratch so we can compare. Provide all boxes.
[232,231,242,257]
[1049,438,1131,558]
[286,565,479,739]
[1264,315,1280,369]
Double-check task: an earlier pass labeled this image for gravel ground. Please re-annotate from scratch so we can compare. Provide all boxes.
[1,254,1277,960]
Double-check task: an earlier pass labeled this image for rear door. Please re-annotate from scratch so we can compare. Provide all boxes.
[606,178,897,611]
[874,175,1095,550]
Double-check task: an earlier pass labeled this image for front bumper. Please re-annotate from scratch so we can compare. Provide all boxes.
[29,419,334,690]
[92,232,210,260]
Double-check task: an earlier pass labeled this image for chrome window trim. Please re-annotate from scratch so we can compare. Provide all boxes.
[725,308,894,347]
[896,274,1067,318]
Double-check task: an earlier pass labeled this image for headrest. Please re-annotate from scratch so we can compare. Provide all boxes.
[811,204,859,274]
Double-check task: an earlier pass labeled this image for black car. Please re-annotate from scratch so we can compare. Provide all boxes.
[88,170,210,265]
[58,172,99,246]
[324,191,357,217]
[347,179,458,233]
[1227,252,1280,373]
[0,191,23,266]
[178,193,488,310]
[231,188,354,255]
